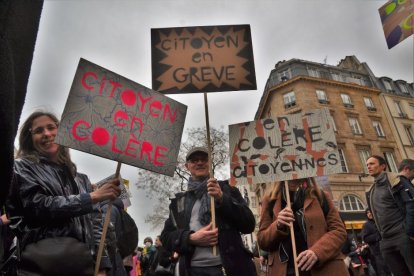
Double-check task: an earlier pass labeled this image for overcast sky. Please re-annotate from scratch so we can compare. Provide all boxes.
[20,0,413,242]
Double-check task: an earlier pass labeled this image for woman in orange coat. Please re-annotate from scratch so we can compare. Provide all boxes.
[257,178,349,276]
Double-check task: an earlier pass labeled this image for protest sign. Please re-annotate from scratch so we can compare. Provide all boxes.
[379,0,414,49]
[95,174,131,208]
[151,24,256,93]
[55,58,187,176]
[229,108,341,185]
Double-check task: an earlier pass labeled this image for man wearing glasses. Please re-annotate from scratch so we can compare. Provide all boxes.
[161,147,257,276]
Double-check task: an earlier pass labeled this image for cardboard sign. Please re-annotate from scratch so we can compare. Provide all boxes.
[95,174,131,208]
[229,108,341,185]
[379,0,414,49]
[151,24,256,93]
[56,58,187,176]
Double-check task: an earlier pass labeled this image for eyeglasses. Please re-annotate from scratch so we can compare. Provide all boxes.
[188,157,208,164]
[30,124,58,135]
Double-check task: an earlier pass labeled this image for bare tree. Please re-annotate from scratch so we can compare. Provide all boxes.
[136,126,229,229]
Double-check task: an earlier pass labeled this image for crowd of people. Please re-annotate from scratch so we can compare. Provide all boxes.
[0,110,414,275]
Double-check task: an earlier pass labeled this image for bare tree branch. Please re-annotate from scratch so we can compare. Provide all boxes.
[136,126,229,229]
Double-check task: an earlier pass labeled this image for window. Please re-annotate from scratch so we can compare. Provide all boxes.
[383,79,393,91]
[358,149,370,173]
[405,126,414,146]
[395,101,407,118]
[283,91,296,108]
[316,90,328,103]
[399,83,409,94]
[308,67,320,78]
[339,195,365,211]
[331,72,343,82]
[372,121,385,137]
[347,76,364,86]
[349,118,362,135]
[364,97,376,111]
[279,69,290,81]
[341,94,353,107]
[330,115,337,132]
[383,152,397,173]
[338,148,348,173]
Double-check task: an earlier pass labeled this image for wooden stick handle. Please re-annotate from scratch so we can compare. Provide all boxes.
[284,181,299,276]
[94,162,122,276]
[203,92,217,256]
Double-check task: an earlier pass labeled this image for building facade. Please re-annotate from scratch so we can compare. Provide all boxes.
[251,56,414,235]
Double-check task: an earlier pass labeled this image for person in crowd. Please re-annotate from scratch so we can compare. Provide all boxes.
[0,210,15,275]
[141,237,157,276]
[6,111,121,276]
[258,178,349,276]
[365,156,414,276]
[252,242,268,276]
[341,234,354,276]
[361,208,391,276]
[148,235,175,276]
[161,147,257,276]
[100,197,128,276]
[0,212,11,258]
[132,247,143,276]
[123,255,134,275]
[348,241,369,276]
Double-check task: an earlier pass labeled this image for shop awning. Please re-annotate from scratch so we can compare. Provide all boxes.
[344,220,366,230]
[339,211,367,230]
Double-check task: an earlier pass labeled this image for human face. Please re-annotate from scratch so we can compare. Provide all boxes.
[185,153,209,180]
[366,210,373,220]
[402,167,414,181]
[287,179,305,191]
[366,157,385,177]
[31,115,60,162]
[155,237,162,247]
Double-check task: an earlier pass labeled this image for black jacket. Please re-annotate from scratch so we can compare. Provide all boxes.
[361,219,381,256]
[160,180,257,276]
[393,175,414,237]
[366,172,414,239]
[7,157,111,270]
[101,199,128,276]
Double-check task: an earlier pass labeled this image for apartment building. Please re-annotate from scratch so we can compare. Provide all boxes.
[251,55,414,234]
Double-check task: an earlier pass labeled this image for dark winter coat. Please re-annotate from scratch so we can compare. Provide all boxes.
[366,172,414,239]
[7,157,111,270]
[101,199,128,276]
[161,180,257,276]
[361,220,381,256]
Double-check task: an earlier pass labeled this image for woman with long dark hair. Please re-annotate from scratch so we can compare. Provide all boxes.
[7,111,121,276]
